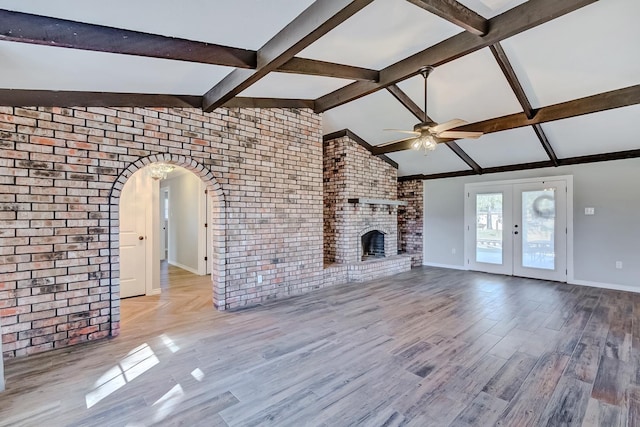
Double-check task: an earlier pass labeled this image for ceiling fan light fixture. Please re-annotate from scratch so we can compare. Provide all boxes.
[413,134,437,153]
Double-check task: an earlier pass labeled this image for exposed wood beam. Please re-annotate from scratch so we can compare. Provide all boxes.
[490,43,533,119]
[490,42,559,165]
[386,84,428,122]
[0,89,316,110]
[444,141,482,173]
[532,124,559,166]
[0,9,255,69]
[278,57,379,81]
[315,0,598,113]
[0,9,377,82]
[455,84,640,134]
[405,0,488,36]
[0,89,202,108]
[398,148,640,181]
[323,129,399,169]
[202,0,374,112]
[223,97,314,109]
[375,85,640,154]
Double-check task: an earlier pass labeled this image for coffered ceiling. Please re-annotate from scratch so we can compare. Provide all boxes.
[0,0,638,178]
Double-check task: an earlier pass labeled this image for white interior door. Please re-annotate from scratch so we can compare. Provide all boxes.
[465,178,568,282]
[120,173,147,298]
[513,181,567,281]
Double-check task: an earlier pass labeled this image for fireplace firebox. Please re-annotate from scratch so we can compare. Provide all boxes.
[361,230,385,260]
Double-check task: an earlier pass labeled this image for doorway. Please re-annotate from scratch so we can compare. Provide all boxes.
[464,176,572,282]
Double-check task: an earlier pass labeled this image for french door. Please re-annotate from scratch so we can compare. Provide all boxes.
[465,178,568,282]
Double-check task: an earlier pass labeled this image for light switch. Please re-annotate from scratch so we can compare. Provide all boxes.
[584,207,595,215]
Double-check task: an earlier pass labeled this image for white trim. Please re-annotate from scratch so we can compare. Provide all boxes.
[464,175,574,188]
[147,288,162,296]
[422,262,467,270]
[463,175,573,283]
[569,279,639,294]
[168,260,200,275]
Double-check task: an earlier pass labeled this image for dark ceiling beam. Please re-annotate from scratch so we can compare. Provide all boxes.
[456,84,640,134]
[444,141,482,173]
[0,89,316,110]
[202,0,374,112]
[223,97,315,109]
[398,148,640,181]
[405,0,488,36]
[0,9,255,69]
[386,84,427,122]
[278,57,379,81]
[0,89,202,108]
[532,123,559,166]
[0,9,377,82]
[490,43,533,119]
[375,85,640,154]
[490,42,559,166]
[314,0,598,113]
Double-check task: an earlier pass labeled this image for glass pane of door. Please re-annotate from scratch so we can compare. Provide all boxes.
[521,189,556,270]
[476,193,504,264]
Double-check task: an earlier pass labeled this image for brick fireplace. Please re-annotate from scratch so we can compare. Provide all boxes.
[323,131,411,284]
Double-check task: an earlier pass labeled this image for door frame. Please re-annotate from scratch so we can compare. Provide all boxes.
[464,175,574,282]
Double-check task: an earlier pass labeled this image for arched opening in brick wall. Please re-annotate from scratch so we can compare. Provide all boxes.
[109,154,226,337]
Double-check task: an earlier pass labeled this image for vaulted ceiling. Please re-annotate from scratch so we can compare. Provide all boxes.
[0,0,638,178]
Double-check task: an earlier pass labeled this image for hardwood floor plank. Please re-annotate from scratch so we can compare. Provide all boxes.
[449,391,508,427]
[483,351,538,401]
[0,265,637,426]
[591,355,631,407]
[494,352,570,426]
[538,376,591,426]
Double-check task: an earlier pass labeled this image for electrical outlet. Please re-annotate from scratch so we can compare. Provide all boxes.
[452,248,456,255]
[585,207,595,215]
[257,275,263,283]
[615,261,622,269]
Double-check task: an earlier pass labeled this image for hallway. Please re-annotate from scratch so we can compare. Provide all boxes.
[0,267,638,426]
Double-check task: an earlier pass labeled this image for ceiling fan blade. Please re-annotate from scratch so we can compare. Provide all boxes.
[430,118,468,133]
[375,136,416,147]
[383,129,420,135]
[437,131,483,139]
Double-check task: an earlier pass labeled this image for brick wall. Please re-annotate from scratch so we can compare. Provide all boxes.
[398,179,424,267]
[323,135,399,264]
[0,106,324,358]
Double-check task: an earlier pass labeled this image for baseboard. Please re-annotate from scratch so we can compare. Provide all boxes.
[422,262,467,271]
[168,260,199,275]
[569,279,640,294]
[147,288,162,296]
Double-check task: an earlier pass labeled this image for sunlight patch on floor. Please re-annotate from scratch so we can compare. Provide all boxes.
[85,343,159,409]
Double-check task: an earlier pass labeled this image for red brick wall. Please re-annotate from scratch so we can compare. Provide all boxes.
[398,179,424,266]
[0,106,324,358]
[323,135,399,264]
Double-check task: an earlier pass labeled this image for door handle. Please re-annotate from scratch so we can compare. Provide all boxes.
[139,236,144,240]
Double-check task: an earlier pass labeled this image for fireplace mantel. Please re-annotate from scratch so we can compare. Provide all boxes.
[347,198,408,206]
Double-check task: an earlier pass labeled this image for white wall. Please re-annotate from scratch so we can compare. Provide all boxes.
[161,171,202,273]
[423,157,640,291]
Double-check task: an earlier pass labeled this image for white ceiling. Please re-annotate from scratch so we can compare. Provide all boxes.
[0,0,638,177]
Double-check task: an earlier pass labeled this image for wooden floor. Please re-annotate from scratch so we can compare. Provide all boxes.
[1,265,638,426]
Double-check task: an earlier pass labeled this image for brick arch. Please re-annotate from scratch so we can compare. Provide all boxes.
[358,226,390,238]
[108,154,227,337]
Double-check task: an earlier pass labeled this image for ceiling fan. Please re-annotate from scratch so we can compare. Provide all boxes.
[380,66,483,153]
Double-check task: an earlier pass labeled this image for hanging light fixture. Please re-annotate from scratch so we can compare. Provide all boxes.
[411,133,438,153]
[147,162,175,180]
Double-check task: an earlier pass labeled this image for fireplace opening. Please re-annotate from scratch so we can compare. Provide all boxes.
[361,230,385,260]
